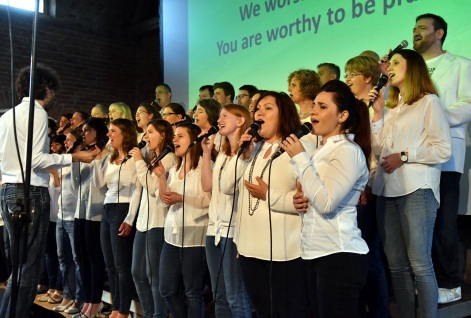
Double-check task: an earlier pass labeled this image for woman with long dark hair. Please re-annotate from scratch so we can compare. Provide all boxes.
[153,123,211,318]
[71,117,109,317]
[282,80,371,317]
[221,91,311,317]
[93,118,138,318]
[129,119,175,318]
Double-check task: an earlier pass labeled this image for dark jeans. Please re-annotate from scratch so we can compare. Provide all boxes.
[205,236,231,317]
[159,242,205,318]
[101,203,135,314]
[132,228,168,318]
[433,171,465,288]
[306,252,369,318]
[357,196,389,318]
[0,184,50,318]
[75,219,106,303]
[45,221,62,291]
[238,255,310,318]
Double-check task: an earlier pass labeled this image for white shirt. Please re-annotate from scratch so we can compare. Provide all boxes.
[221,141,302,261]
[207,153,239,245]
[71,155,109,221]
[371,94,452,203]
[291,134,369,259]
[131,154,175,232]
[161,159,211,247]
[0,98,72,187]
[57,167,78,221]
[93,156,138,225]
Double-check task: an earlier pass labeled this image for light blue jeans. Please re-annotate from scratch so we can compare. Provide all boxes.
[206,236,252,318]
[56,220,83,301]
[377,189,438,318]
[132,228,168,318]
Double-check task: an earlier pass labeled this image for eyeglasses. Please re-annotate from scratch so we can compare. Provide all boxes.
[135,110,148,116]
[162,112,176,117]
[344,73,362,79]
[237,94,250,99]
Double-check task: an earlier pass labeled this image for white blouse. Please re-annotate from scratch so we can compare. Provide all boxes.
[71,155,108,221]
[291,134,369,260]
[131,154,176,232]
[93,156,138,225]
[221,141,306,261]
[160,158,211,247]
[57,166,78,221]
[207,153,239,245]
[371,94,452,203]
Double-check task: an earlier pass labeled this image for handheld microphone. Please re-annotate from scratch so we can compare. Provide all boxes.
[189,126,219,148]
[81,140,106,151]
[271,122,313,160]
[148,144,175,170]
[368,75,389,108]
[238,120,262,156]
[123,140,147,162]
[382,40,408,62]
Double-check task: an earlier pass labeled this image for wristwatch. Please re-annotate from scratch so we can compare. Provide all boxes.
[400,151,408,163]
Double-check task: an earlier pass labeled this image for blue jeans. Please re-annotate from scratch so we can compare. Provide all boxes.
[205,236,231,318]
[159,242,205,318]
[132,228,168,318]
[56,220,83,301]
[377,189,438,318]
[0,184,50,318]
[100,203,135,314]
[207,236,252,318]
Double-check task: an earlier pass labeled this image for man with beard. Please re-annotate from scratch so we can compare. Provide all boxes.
[0,64,98,317]
[413,13,471,304]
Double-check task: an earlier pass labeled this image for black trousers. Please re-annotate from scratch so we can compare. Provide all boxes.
[306,252,368,318]
[432,171,466,288]
[238,255,310,318]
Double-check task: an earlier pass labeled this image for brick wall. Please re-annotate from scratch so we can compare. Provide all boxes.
[0,1,161,120]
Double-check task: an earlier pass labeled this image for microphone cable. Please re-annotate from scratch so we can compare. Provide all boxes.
[267,158,274,318]
[213,153,239,306]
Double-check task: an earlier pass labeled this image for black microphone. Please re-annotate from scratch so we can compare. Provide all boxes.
[123,140,147,162]
[238,120,262,156]
[368,74,389,108]
[81,140,106,151]
[148,144,175,170]
[382,40,408,62]
[189,126,219,148]
[271,122,313,160]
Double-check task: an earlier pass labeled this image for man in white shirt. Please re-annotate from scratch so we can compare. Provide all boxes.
[0,64,97,317]
[413,13,471,304]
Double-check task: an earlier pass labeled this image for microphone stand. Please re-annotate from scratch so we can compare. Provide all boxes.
[9,1,40,317]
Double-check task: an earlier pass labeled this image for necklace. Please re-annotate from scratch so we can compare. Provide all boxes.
[247,142,275,215]
[299,108,311,118]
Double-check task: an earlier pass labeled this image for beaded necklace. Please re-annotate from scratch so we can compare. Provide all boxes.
[247,142,276,215]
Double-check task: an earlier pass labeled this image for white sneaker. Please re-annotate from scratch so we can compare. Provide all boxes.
[438,286,461,304]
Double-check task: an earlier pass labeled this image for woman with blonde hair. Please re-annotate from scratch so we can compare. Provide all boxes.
[370,49,451,318]
[109,102,133,121]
